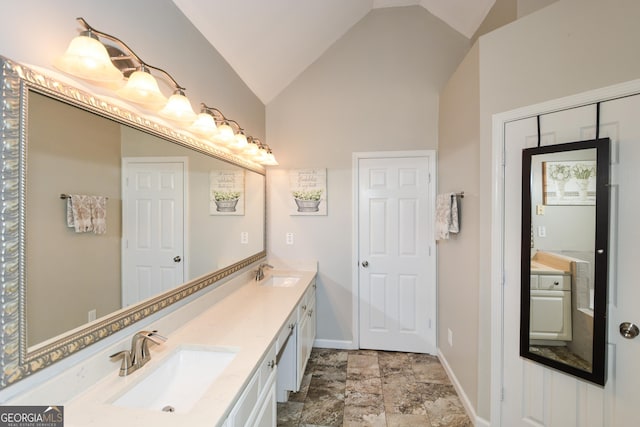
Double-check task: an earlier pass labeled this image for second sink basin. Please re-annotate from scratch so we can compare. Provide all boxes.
[260,275,301,287]
[111,346,237,413]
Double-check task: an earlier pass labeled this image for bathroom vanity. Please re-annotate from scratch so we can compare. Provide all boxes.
[49,265,317,427]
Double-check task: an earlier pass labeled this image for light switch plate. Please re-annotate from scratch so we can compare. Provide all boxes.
[286,232,294,245]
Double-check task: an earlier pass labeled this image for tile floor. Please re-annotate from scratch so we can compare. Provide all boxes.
[277,348,473,427]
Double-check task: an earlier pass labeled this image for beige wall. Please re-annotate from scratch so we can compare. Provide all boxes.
[437,42,481,414]
[26,93,122,346]
[439,0,640,421]
[266,6,469,344]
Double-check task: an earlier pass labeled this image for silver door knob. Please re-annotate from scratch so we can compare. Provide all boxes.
[620,322,639,339]
[362,261,369,267]
[173,256,182,263]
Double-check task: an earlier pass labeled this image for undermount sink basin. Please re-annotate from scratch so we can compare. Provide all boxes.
[111,346,237,413]
[260,275,301,287]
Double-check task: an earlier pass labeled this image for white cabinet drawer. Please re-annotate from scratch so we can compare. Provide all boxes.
[259,344,277,390]
[276,313,296,355]
[538,274,570,290]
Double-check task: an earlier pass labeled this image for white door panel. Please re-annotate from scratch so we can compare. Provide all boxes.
[122,159,186,307]
[358,154,435,354]
[501,93,640,426]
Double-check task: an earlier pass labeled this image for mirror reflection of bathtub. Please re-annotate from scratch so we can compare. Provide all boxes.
[529,250,593,372]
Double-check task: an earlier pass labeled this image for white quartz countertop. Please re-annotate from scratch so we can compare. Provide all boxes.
[64,268,316,427]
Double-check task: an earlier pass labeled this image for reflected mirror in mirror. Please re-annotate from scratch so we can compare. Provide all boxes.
[520,138,610,386]
[26,91,265,349]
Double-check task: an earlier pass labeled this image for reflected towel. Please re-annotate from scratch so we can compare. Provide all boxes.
[435,193,459,240]
[91,196,107,235]
[66,195,107,234]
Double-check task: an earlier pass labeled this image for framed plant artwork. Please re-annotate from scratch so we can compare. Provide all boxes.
[209,170,245,215]
[289,169,327,215]
[542,160,596,205]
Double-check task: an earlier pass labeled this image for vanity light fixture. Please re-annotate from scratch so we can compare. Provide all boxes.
[54,28,123,84]
[254,140,279,166]
[116,66,167,109]
[158,89,197,124]
[56,18,196,117]
[244,136,260,156]
[56,18,277,166]
[189,103,219,138]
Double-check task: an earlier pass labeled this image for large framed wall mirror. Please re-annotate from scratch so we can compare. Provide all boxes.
[520,138,610,386]
[0,57,266,388]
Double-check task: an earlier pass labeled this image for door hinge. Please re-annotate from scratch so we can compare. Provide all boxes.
[501,386,505,402]
[428,172,431,184]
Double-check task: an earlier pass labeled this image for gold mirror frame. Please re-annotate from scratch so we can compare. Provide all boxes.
[0,56,266,388]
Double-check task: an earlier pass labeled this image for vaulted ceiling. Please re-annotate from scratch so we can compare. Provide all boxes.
[172,0,495,104]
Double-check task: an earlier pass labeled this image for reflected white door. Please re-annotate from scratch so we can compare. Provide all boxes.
[501,92,640,426]
[122,158,186,307]
[357,153,436,354]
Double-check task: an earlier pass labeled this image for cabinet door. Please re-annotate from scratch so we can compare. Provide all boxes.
[253,374,276,427]
[530,290,572,340]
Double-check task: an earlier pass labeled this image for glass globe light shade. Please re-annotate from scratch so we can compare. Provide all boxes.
[159,92,198,124]
[215,123,235,145]
[260,152,279,166]
[116,70,167,109]
[189,112,218,138]
[231,133,248,151]
[244,141,259,156]
[54,35,123,84]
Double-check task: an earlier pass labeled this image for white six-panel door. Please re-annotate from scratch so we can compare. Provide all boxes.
[357,153,436,354]
[122,158,186,307]
[500,91,640,426]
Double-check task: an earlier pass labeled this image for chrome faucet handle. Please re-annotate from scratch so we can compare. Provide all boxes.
[131,330,167,368]
[141,330,167,358]
[110,350,134,376]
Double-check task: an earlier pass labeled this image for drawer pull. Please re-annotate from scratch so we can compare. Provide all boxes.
[554,281,560,286]
[301,304,307,311]
[267,360,275,369]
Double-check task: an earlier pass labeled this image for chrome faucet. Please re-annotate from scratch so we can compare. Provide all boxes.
[255,263,274,281]
[110,330,167,376]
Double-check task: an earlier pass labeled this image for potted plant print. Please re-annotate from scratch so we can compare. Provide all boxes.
[292,189,323,212]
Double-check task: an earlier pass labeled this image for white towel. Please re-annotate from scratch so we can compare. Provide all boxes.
[435,193,459,240]
[66,195,107,234]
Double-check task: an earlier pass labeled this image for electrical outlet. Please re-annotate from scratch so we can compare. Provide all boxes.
[88,309,97,322]
[448,328,453,347]
[286,232,294,245]
[240,231,249,244]
[538,226,546,237]
[536,204,545,215]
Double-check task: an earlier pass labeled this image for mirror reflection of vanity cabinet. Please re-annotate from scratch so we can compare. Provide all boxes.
[521,138,610,386]
[0,56,267,389]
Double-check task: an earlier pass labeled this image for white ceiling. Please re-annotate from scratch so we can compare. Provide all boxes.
[172,0,495,104]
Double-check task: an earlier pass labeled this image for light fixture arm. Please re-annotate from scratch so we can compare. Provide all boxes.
[76,17,186,92]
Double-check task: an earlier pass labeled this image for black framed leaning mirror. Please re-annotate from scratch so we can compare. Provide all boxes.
[520,138,610,386]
